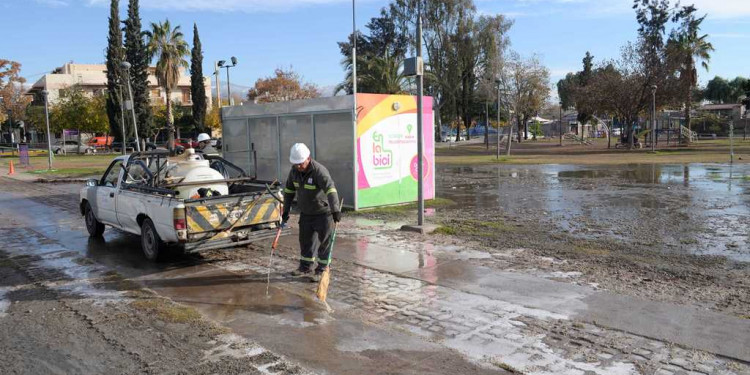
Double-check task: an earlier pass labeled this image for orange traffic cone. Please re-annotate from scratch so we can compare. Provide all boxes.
[8,160,15,175]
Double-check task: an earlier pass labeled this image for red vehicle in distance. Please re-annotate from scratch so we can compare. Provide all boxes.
[175,138,199,149]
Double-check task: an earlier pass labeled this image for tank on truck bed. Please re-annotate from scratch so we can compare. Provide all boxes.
[79,149,288,261]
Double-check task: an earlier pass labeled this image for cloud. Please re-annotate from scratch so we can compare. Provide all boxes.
[84,0,359,12]
[477,0,750,20]
[35,0,69,6]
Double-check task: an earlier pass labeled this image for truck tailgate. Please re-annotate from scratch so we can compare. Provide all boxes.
[185,194,280,234]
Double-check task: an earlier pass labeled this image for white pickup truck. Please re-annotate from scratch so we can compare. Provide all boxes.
[79,150,285,260]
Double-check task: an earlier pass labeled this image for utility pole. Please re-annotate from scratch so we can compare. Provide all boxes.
[416,0,424,226]
[42,90,53,170]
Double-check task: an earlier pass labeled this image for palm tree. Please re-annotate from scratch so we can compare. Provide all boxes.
[146,19,189,149]
[360,55,408,94]
[669,8,713,140]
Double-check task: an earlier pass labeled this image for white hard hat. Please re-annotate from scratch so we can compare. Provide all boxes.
[289,143,311,164]
[197,133,211,143]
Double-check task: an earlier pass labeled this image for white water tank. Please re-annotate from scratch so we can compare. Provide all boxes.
[167,149,229,199]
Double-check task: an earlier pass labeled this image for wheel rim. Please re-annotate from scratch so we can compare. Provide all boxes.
[143,225,156,258]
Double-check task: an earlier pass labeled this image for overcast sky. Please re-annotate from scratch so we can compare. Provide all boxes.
[4,0,749,96]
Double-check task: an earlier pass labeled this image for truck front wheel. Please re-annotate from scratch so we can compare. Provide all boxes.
[84,202,105,237]
[140,218,162,261]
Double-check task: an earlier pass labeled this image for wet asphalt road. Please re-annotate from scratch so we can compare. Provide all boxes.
[0,175,748,374]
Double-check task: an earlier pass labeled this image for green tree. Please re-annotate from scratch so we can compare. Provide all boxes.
[667,4,713,135]
[703,76,732,103]
[50,86,109,135]
[146,19,190,150]
[105,0,125,142]
[190,23,208,134]
[124,0,153,139]
[336,7,409,95]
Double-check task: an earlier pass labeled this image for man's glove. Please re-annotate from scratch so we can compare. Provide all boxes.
[332,211,342,223]
[282,211,290,224]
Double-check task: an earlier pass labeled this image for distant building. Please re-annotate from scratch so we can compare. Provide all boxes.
[29,63,212,108]
[699,103,746,120]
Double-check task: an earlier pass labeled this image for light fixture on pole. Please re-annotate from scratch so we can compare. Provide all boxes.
[651,85,657,152]
[121,61,141,152]
[41,90,53,170]
[218,57,237,106]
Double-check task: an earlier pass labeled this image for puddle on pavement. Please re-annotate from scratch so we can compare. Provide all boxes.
[438,163,750,262]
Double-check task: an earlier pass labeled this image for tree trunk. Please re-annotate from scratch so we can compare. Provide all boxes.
[516,114,523,143]
[684,83,692,143]
[166,87,175,150]
[627,119,634,150]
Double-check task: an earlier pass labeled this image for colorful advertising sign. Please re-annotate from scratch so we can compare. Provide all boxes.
[355,94,435,209]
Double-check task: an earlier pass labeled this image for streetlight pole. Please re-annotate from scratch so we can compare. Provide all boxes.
[495,81,501,159]
[559,102,563,146]
[42,90,53,170]
[218,57,237,106]
[352,0,357,98]
[121,62,141,152]
[214,61,222,106]
[116,82,127,155]
[651,85,657,152]
[416,0,424,226]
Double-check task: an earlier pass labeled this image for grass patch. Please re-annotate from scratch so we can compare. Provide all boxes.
[29,167,105,178]
[130,298,202,324]
[573,244,610,256]
[433,226,458,235]
[350,197,456,216]
[432,219,512,238]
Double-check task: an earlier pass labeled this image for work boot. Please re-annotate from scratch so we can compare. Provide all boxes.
[310,273,321,283]
[291,268,312,277]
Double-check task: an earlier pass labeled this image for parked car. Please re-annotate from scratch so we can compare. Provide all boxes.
[87,136,114,149]
[109,140,158,152]
[175,138,199,149]
[54,140,95,154]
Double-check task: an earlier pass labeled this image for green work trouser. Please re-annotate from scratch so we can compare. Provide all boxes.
[298,213,333,272]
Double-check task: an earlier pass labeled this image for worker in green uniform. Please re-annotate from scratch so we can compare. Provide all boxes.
[282,143,342,282]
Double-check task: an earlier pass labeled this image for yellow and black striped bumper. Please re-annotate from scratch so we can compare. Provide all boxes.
[185,196,281,234]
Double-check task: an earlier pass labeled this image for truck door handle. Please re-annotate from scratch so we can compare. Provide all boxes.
[110,192,115,198]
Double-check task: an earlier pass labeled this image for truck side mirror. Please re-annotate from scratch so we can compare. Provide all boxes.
[86,179,98,187]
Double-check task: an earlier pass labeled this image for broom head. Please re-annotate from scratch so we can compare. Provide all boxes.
[316,267,331,302]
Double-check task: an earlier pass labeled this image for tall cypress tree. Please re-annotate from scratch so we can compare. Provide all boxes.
[105,0,125,142]
[190,23,208,134]
[124,0,152,140]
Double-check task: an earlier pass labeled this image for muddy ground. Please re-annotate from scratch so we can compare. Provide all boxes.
[0,237,309,374]
[357,163,750,318]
